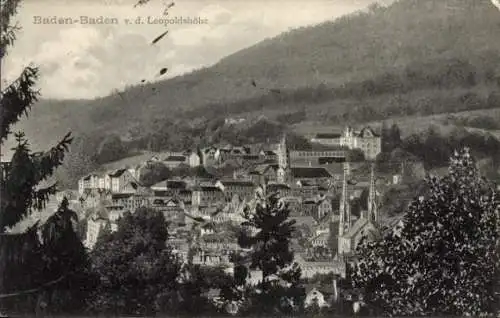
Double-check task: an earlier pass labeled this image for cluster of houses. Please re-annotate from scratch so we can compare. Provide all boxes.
[75,126,407,292]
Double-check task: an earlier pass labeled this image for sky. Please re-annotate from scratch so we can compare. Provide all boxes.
[2,0,395,99]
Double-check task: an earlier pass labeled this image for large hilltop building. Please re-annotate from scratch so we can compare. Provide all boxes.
[311,126,382,160]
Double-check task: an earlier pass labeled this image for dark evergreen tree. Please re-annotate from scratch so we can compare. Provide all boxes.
[389,123,402,150]
[238,185,305,314]
[381,122,402,154]
[0,0,72,302]
[350,148,500,316]
[39,198,92,313]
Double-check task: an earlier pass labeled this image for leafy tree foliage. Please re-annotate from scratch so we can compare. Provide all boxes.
[173,264,233,315]
[350,148,500,316]
[347,149,365,162]
[446,114,500,130]
[400,125,500,172]
[138,161,172,186]
[87,208,182,315]
[381,122,402,153]
[238,188,305,314]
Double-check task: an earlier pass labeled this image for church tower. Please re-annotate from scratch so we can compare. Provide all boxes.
[368,162,378,223]
[277,133,288,169]
[277,133,289,183]
[337,161,352,256]
[338,162,351,237]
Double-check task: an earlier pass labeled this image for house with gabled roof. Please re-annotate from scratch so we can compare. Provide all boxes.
[103,168,136,193]
[338,217,380,256]
[184,149,201,167]
[120,180,151,195]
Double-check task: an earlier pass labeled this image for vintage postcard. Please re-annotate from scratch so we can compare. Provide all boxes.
[1,0,500,316]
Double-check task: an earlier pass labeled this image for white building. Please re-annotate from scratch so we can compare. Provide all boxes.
[107,169,136,193]
[85,205,129,249]
[201,146,221,167]
[78,173,101,194]
[85,211,108,249]
[187,151,201,167]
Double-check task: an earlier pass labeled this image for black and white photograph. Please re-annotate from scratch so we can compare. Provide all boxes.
[1,0,500,316]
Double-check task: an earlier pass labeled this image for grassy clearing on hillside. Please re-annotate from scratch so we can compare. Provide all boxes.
[291,107,500,139]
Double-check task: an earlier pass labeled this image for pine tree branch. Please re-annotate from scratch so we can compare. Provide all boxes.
[0,0,21,58]
[31,183,58,211]
[32,132,73,184]
[0,0,21,31]
[0,66,40,143]
[0,132,71,230]
[0,23,19,58]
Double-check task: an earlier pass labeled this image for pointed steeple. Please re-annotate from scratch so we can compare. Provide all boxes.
[277,132,289,183]
[368,162,378,223]
[338,162,351,237]
[278,132,288,169]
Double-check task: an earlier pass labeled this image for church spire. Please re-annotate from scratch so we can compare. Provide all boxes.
[368,162,378,223]
[276,132,289,184]
[338,162,351,237]
[278,132,288,169]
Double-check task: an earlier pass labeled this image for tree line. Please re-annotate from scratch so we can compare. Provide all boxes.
[180,57,500,123]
